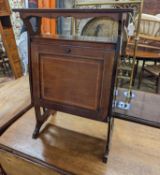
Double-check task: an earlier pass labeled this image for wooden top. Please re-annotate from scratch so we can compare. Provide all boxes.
[13,8,133,20]
[126,45,160,59]
[114,88,160,128]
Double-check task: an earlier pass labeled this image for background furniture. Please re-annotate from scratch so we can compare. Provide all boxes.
[0,0,22,78]
[73,0,144,100]
[0,42,11,76]
[139,63,160,93]
[135,14,160,92]
[114,88,160,128]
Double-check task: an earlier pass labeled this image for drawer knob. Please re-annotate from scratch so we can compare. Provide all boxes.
[65,48,71,54]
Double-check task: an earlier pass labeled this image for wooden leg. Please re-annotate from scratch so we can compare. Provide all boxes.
[103,116,114,163]
[138,60,145,89]
[33,106,56,139]
[0,165,7,175]
[132,60,139,86]
[156,76,160,94]
[33,105,42,139]
[0,62,6,75]
[42,107,47,114]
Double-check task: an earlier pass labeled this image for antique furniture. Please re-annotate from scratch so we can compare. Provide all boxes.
[137,14,160,93]
[14,8,132,162]
[138,63,160,93]
[126,14,160,92]
[0,42,11,76]
[0,0,22,78]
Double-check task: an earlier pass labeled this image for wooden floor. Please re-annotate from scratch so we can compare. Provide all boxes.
[0,76,160,175]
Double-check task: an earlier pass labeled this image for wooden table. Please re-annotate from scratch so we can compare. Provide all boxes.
[0,77,160,175]
[127,43,160,61]
[126,43,160,86]
[0,108,160,175]
[114,88,160,128]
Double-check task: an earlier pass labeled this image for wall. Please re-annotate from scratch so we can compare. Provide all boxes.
[9,0,25,39]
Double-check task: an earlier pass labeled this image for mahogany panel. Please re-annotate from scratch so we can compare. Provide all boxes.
[40,55,103,110]
[31,38,116,121]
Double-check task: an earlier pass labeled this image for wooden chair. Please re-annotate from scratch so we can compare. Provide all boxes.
[137,14,160,93]
[0,42,11,76]
[139,64,160,93]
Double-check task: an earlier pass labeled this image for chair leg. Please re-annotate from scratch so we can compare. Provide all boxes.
[156,76,160,94]
[132,60,139,86]
[138,60,145,89]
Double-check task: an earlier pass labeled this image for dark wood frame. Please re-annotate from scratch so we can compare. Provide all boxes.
[12,8,132,163]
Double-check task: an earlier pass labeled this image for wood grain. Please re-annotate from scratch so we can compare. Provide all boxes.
[0,76,31,130]
[0,0,10,16]
[0,109,160,175]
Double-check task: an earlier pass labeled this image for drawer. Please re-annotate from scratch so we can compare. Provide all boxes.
[36,44,105,60]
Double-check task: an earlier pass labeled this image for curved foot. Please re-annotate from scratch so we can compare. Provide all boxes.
[32,123,41,139]
[103,154,108,163]
[32,128,40,139]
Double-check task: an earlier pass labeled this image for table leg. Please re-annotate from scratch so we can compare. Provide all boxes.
[132,60,139,86]
[137,60,145,89]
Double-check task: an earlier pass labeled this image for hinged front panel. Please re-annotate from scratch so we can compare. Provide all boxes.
[31,39,116,120]
[40,54,103,110]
